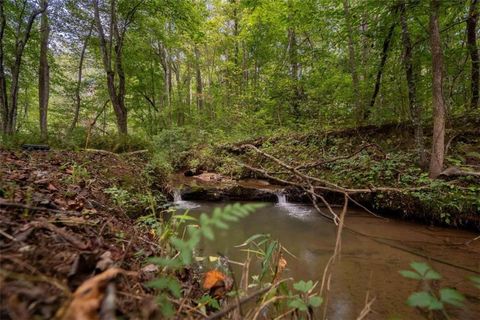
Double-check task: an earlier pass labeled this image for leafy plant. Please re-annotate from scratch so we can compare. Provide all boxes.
[147,203,264,317]
[400,262,465,317]
[287,280,323,313]
[104,186,130,208]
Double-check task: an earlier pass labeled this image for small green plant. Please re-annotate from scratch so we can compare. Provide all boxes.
[287,280,323,313]
[104,186,130,208]
[68,162,90,185]
[400,262,465,318]
[147,203,264,318]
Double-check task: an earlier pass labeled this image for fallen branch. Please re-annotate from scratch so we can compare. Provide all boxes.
[206,285,273,320]
[440,166,480,178]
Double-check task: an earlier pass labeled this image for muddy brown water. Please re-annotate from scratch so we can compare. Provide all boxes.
[178,200,480,319]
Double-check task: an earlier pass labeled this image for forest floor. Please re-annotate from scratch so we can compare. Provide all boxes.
[0,150,189,319]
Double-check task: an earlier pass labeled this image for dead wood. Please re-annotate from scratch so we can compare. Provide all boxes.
[439,166,480,178]
[240,144,431,223]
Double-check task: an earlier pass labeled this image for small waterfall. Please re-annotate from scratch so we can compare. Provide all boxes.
[173,189,182,203]
[275,191,287,205]
[173,189,200,210]
[275,190,312,218]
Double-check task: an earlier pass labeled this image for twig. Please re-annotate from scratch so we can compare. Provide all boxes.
[356,297,376,320]
[207,279,291,320]
[0,200,81,216]
[0,229,18,242]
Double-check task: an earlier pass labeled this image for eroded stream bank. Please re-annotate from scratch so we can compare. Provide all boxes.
[174,198,480,320]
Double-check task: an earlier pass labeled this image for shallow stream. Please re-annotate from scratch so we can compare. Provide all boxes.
[175,197,480,319]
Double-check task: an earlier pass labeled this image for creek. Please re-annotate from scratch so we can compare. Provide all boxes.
[173,192,480,319]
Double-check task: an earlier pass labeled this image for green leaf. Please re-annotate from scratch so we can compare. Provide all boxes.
[439,288,464,307]
[156,294,175,318]
[213,219,229,229]
[260,241,278,280]
[173,213,197,222]
[200,213,210,226]
[148,257,182,268]
[308,295,323,307]
[424,269,442,280]
[293,280,313,293]
[147,276,182,298]
[407,292,443,310]
[399,270,422,280]
[202,225,214,240]
[410,262,430,276]
[235,233,268,247]
[470,275,480,289]
[288,298,308,312]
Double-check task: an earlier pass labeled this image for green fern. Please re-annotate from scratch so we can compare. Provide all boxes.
[147,203,264,318]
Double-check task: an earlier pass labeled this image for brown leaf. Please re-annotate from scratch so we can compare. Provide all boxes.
[48,183,58,191]
[59,268,123,320]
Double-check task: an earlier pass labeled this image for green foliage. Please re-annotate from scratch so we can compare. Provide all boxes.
[147,203,263,317]
[287,280,323,313]
[400,261,466,317]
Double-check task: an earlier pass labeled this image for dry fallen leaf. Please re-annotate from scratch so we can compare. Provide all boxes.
[59,268,123,320]
[48,183,58,191]
[202,269,226,290]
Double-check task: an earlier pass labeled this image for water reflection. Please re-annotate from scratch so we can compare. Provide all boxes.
[181,202,480,320]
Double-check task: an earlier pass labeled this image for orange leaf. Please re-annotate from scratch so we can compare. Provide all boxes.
[203,270,226,290]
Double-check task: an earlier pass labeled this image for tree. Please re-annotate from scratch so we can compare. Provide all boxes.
[92,0,143,135]
[69,22,93,132]
[467,0,479,109]
[0,0,46,135]
[38,0,50,141]
[342,0,360,119]
[365,12,397,120]
[400,1,426,167]
[429,0,446,178]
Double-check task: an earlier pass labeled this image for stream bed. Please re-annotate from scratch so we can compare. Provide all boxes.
[176,199,480,319]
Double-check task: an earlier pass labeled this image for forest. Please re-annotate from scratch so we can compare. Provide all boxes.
[0,0,479,319]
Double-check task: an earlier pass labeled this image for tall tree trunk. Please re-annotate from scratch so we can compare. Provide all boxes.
[70,23,93,132]
[0,3,45,134]
[429,0,446,178]
[38,0,49,141]
[365,20,396,120]
[194,46,203,111]
[0,0,8,133]
[400,2,427,167]
[93,0,130,135]
[342,0,361,118]
[288,26,301,120]
[467,0,479,109]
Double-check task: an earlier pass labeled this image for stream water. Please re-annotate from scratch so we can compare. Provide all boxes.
[174,193,480,319]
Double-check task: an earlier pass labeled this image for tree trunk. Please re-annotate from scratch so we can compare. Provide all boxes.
[93,0,129,135]
[38,0,49,142]
[342,0,361,118]
[288,25,301,120]
[70,23,93,132]
[0,2,45,135]
[194,46,203,111]
[365,20,396,120]
[0,0,8,133]
[400,2,427,167]
[467,0,479,109]
[429,0,446,178]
